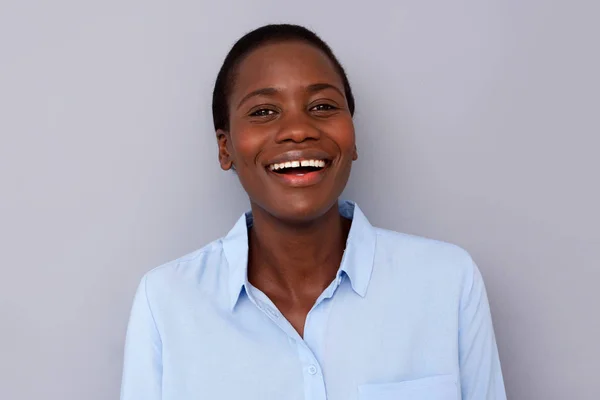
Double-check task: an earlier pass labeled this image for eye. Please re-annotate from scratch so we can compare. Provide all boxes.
[310,104,337,112]
[249,108,276,117]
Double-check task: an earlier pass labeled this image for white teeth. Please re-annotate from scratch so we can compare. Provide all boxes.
[268,159,327,171]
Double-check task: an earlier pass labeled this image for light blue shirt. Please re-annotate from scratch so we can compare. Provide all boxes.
[121,201,506,400]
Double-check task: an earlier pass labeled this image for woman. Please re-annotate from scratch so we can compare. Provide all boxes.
[121,24,506,400]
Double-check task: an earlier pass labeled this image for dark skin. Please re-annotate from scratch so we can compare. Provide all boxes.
[217,41,357,337]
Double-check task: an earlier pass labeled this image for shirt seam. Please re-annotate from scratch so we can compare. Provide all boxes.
[144,246,216,277]
[143,274,163,346]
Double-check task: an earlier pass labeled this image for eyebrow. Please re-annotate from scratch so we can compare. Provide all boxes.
[236,83,345,110]
[306,83,345,98]
[236,87,279,110]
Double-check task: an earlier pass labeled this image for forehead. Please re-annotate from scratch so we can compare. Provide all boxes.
[231,41,344,96]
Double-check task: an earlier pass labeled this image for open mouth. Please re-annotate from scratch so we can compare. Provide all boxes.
[267,159,329,175]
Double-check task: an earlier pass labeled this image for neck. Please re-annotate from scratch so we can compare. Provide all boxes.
[247,202,351,301]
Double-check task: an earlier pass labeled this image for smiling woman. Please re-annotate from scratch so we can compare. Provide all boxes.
[120,24,507,400]
[216,37,356,223]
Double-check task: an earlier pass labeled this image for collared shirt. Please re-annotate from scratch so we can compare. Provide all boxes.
[121,201,506,400]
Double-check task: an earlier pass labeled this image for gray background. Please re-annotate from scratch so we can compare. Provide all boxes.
[1,1,598,399]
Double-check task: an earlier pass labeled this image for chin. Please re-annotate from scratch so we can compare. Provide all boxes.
[259,194,339,224]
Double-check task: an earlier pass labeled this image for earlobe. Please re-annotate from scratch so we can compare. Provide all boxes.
[217,129,234,171]
[352,145,358,161]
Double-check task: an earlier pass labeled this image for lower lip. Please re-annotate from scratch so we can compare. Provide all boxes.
[266,166,328,187]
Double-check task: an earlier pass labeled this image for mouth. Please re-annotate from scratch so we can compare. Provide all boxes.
[265,158,331,187]
[268,159,327,174]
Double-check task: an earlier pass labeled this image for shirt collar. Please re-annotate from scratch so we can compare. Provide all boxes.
[222,200,377,311]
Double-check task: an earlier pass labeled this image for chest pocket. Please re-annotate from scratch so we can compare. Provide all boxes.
[358,374,458,400]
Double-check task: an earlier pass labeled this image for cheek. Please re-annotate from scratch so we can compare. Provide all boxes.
[329,118,356,155]
[230,126,267,166]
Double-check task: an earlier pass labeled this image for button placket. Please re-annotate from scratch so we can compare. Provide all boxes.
[297,342,327,400]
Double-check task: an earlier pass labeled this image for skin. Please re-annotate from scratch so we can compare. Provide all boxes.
[217,40,357,336]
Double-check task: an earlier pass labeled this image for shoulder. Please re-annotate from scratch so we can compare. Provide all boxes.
[372,227,477,287]
[140,238,226,301]
[368,227,483,314]
[374,226,474,266]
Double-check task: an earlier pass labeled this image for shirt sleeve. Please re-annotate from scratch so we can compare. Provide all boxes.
[120,275,162,400]
[458,259,507,399]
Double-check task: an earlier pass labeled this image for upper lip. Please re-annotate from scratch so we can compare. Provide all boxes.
[264,149,333,167]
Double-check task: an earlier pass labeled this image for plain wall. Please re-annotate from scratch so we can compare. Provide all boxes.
[1,1,598,399]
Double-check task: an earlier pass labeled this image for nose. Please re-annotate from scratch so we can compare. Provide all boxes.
[274,112,321,143]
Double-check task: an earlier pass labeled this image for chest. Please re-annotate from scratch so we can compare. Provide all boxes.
[157,282,460,400]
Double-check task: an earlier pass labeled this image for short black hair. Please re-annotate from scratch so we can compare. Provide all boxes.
[211,24,355,132]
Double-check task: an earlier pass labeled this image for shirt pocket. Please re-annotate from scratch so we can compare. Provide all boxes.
[357,374,458,400]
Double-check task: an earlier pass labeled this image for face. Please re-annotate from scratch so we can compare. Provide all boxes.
[217,41,357,223]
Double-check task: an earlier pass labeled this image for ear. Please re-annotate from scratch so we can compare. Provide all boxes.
[216,129,234,171]
[352,144,358,161]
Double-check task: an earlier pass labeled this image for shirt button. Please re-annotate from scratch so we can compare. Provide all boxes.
[308,365,318,375]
